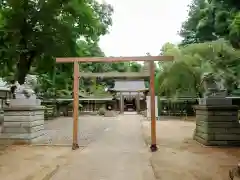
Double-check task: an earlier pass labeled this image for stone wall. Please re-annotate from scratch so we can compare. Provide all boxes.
[194,105,240,146]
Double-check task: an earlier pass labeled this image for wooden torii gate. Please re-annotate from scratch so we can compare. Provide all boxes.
[56,56,173,151]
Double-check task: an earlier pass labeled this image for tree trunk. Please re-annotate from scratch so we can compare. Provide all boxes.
[15,51,35,85]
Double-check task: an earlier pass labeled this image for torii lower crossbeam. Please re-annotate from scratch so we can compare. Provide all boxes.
[56,56,173,151]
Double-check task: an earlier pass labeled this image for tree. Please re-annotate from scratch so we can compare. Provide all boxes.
[0,0,113,84]
[180,0,240,48]
[156,40,240,97]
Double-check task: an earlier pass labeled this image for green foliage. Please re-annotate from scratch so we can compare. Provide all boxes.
[180,0,240,48]
[98,107,106,116]
[0,0,113,84]
[159,1,240,98]
[157,40,240,97]
[129,62,142,72]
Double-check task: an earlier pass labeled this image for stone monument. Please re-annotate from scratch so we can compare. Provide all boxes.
[194,72,240,146]
[0,75,45,145]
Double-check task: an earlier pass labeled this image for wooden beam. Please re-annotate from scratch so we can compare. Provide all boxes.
[72,61,80,150]
[149,61,158,152]
[79,72,150,78]
[56,56,173,63]
[110,89,149,93]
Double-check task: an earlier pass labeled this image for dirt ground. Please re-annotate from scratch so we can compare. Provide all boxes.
[0,115,115,180]
[142,118,240,180]
[0,145,72,180]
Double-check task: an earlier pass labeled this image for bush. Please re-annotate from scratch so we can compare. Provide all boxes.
[98,107,106,116]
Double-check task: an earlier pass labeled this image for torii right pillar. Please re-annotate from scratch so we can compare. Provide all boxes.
[149,61,157,152]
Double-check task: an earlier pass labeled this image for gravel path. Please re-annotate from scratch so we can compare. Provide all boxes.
[36,115,118,146]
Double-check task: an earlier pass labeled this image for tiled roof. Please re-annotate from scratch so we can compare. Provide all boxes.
[111,79,148,96]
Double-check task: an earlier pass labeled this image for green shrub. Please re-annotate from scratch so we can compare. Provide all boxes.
[98,107,106,116]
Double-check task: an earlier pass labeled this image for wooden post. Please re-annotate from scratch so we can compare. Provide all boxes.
[149,61,158,152]
[136,92,140,113]
[120,92,124,114]
[72,61,79,150]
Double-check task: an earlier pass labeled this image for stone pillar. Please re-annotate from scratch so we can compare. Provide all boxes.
[194,98,240,146]
[120,92,124,114]
[0,106,45,145]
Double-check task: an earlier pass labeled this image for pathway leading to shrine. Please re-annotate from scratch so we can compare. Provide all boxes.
[50,114,155,180]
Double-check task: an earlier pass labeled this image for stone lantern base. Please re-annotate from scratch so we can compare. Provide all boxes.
[194,103,240,146]
[0,105,45,145]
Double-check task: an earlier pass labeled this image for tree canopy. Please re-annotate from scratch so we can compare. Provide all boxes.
[180,0,240,48]
[0,0,113,84]
[156,0,240,98]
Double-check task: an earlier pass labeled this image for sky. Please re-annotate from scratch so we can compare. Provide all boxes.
[98,0,192,56]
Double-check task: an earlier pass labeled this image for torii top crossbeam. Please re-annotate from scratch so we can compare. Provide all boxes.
[56,56,173,63]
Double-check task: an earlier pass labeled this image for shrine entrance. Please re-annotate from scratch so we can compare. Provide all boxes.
[56,56,173,151]
[124,97,136,112]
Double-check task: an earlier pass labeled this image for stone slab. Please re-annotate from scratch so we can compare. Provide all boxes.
[3,119,44,127]
[4,105,44,111]
[9,99,41,106]
[195,105,238,111]
[196,120,239,128]
[0,133,46,145]
[194,135,240,146]
[195,132,240,141]
[196,125,240,134]
[4,110,44,116]
[196,109,238,116]
[196,114,238,122]
[3,114,44,122]
[199,98,232,106]
[2,125,44,134]
[0,130,45,140]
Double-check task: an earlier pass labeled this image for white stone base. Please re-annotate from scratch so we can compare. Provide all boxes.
[0,106,45,145]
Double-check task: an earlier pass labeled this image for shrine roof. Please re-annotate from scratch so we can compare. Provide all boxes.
[109,79,148,95]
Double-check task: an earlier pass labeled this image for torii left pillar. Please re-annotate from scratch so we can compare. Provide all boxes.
[72,61,80,150]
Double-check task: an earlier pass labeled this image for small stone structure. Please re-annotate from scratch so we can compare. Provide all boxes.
[194,73,240,146]
[0,75,45,145]
[194,105,240,146]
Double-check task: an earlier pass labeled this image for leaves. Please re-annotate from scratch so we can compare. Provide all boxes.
[180,0,240,47]
[0,0,114,84]
[156,40,240,97]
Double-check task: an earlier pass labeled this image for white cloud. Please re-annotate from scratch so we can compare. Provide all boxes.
[99,0,191,56]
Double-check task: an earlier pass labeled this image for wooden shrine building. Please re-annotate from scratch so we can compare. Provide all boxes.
[108,79,148,113]
[80,62,150,113]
